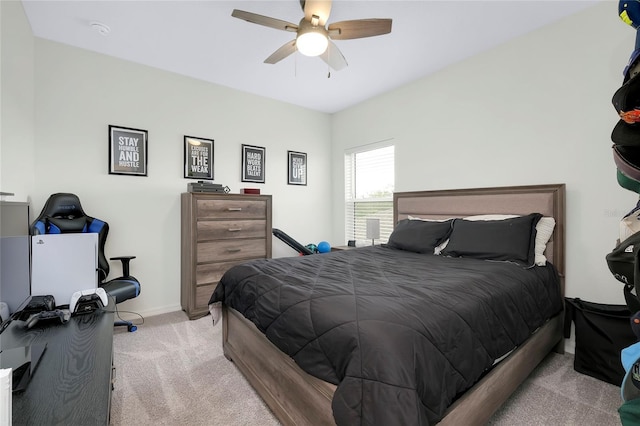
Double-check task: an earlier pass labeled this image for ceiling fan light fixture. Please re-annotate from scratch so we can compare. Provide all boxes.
[296,26,328,57]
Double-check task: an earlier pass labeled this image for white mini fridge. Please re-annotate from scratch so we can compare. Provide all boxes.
[31,233,98,307]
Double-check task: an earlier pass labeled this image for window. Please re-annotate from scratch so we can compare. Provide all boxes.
[345,144,395,244]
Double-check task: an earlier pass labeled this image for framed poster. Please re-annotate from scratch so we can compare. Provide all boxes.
[241,144,265,183]
[108,125,148,176]
[287,151,307,186]
[184,136,214,180]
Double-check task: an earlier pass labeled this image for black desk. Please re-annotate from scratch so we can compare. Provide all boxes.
[1,308,114,425]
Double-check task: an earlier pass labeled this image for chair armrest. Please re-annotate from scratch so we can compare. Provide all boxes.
[109,256,136,261]
[109,256,136,277]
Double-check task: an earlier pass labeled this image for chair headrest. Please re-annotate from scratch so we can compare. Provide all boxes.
[46,216,87,233]
[39,193,86,219]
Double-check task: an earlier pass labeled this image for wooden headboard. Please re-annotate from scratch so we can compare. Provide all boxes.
[393,184,566,294]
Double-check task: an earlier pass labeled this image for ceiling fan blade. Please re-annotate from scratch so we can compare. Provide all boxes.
[319,40,347,71]
[231,9,298,32]
[328,19,392,40]
[302,0,332,25]
[264,40,297,64]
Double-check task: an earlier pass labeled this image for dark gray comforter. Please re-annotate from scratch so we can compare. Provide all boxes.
[209,245,562,425]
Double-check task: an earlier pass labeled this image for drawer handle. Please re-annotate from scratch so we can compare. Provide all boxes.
[226,248,241,253]
[228,228,242,232]
[228,207,242,211]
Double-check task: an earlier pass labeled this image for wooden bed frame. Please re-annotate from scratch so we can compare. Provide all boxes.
[221,184,566,425]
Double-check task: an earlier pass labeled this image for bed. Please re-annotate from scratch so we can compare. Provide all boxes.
[208,184,565,425]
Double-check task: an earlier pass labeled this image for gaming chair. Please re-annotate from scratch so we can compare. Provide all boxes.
[30,193,141,331]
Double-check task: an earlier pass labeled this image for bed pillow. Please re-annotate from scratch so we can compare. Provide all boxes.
[407,214,555,263]
[533,217,555,266]
[407,216,454,255]
[386,218,453,254]
[464,214,555,266]
[440,213,542,266]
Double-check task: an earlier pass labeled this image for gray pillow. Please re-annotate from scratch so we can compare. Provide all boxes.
[441,213,542,266]
[386,219,453,254]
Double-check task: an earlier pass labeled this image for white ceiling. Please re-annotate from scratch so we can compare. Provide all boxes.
[21,0,601,113]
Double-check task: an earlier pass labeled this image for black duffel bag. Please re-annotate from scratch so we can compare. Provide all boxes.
[565,297,637,386]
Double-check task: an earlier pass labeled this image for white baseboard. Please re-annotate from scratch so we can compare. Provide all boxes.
[564,322,575,354]
[111,303,183,322]
[564,339,575,355]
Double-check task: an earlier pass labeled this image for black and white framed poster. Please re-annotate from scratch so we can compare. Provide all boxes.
[241,144,265,183]
[287,151,307,186]
[108,125,148,176]
[184,136,214,180]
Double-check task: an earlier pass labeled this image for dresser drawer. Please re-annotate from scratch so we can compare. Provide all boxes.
[196,260,249,285]
[197,220,266,241]
[197,199,266,220]
[197,238,266,263]
[195,283,216,310]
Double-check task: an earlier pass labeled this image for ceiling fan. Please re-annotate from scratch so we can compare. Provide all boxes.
[231,0,392,71]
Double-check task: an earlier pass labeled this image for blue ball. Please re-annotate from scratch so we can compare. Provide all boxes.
[317,241,331,253]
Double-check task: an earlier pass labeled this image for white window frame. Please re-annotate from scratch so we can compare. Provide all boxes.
[344,141,395,246]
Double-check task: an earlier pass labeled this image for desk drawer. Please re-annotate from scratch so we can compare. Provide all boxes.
[197,239,266,263]
[197,220,266,241]
[197,199,266,220]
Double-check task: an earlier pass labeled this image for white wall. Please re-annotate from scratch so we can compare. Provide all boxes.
[32,39,333,316]
[331,2,634,305]
[1,0,35,200]
[1,2,332,317]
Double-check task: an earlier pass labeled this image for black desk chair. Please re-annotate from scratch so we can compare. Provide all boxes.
[30,193,141,331]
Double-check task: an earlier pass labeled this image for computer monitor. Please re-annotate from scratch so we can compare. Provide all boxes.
[0,295,31,335]
[0,295,48,395]
[0,342,47,392]
[0,236,31,315]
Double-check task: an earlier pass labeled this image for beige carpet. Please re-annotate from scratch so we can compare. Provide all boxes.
[110,310,622,426]
[110,311,278,426]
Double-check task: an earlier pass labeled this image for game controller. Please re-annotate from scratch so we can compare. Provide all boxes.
[69,288,109,316]
[24,309,71,329]
[16,295,57,321]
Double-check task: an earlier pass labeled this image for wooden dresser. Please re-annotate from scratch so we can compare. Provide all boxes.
[181,192,272,319]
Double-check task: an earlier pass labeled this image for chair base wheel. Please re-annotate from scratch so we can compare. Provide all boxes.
[115,320,137,332]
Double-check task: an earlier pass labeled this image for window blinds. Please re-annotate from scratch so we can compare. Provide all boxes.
[345,145,394,244]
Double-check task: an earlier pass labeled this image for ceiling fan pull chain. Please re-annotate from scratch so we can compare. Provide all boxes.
[327,44,331,78]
